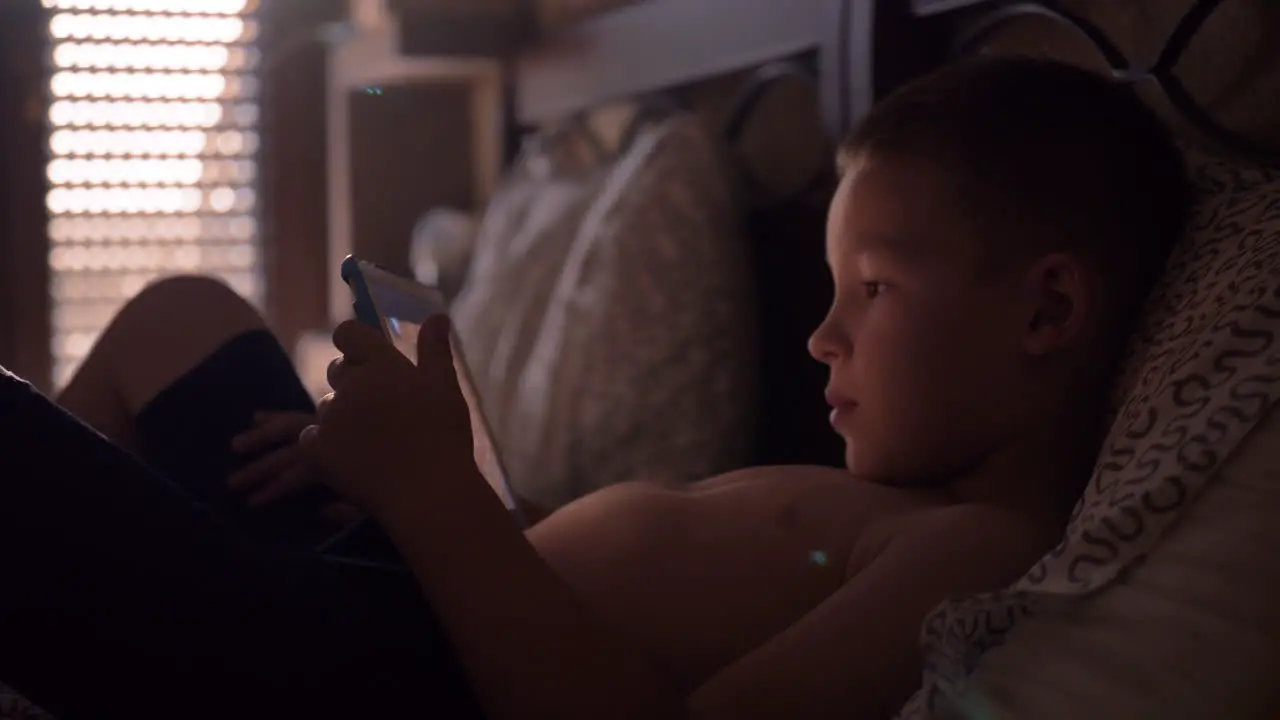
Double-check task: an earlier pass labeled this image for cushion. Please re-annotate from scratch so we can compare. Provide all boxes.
[497,113,758,507]
[409,207,478,303]
[896,152,1280,718]
[937,403,1280,719]
[450,118,612,456]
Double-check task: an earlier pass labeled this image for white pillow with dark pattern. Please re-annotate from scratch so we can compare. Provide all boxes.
[895,153,1280,718]
[502,113,758,508]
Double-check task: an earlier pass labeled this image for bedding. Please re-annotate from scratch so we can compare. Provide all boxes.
[409,207,478,302]
[448,119,614,501]
[501,112,756,506]
[934,404,1280,719]
[896,151,1280,718]
[450,119,607,411]
[455,108,757,509]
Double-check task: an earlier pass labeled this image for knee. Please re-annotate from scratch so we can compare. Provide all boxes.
[102,275,270,410]
[114,275,265,341]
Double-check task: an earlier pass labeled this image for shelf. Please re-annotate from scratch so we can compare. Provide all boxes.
[388,0,534,57]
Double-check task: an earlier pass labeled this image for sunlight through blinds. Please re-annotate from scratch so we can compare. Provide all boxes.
[43,0,263,389]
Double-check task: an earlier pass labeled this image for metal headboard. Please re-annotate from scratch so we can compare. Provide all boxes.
[946,0,1279,163]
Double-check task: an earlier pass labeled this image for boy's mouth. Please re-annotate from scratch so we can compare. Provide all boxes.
[824,389,857,408]
[824,390,858,427]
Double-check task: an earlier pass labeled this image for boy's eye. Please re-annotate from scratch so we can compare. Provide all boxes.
[862,282,885,299]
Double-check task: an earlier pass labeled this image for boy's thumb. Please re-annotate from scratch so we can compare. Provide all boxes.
[417,313,453,363]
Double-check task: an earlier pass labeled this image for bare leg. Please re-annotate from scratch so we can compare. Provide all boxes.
[57,275,268,449]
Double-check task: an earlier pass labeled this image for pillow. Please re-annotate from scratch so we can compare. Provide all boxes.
[935,403,1280,719]
[450,119,611,446]
[409,207,478,303]
[896,152,1280,718]
[498,113,758,508]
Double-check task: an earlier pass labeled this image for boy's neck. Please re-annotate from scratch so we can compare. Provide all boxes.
[947,402,1102,525]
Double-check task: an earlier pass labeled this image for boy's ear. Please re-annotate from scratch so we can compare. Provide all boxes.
[1022,253,1091,356]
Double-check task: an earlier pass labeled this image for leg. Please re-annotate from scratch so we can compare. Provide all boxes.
[58,275,267,450]
[0,368,484,720]
[132,325,337,550]
[62,276,335,549]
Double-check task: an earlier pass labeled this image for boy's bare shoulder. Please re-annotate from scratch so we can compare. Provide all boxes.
[910,502,1057,545]
[851,502,1062,591]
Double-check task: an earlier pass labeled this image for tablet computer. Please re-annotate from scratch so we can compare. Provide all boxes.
[339,255,525,527]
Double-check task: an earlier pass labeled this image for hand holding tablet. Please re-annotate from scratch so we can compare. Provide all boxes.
[310,256,525,526]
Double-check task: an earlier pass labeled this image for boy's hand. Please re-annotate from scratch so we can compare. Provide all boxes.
[228,410,318,507]
[229,410,364,529]
[302,316,476,514]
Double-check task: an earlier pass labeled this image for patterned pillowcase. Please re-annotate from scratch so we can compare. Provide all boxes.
[926,396,1280,719]
[896,152,1280,718]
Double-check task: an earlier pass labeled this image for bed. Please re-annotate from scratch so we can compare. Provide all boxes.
[5,0,1279,717]
[501,1,1280,717]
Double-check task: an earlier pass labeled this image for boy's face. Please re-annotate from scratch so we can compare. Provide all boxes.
[810,157,1032,486]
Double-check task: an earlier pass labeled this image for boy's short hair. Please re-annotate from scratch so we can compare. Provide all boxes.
[839,55,1191,344]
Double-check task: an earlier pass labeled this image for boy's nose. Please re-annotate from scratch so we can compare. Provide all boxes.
[807,316,848,365]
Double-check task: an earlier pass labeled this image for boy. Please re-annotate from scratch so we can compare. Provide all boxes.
[0,55,1188,720]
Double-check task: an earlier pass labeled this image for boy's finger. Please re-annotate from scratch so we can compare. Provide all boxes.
[299,424,319,445]
[326,356,347,391]
[246,465,313,508]
[415,313,453,366]
[228,446,294,491]
[331,320,391,364]
[315,392,335,420]
[231,412,305,454]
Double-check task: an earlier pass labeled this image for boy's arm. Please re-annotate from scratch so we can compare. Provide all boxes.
[373,461,687,720]
[319,318,680,717]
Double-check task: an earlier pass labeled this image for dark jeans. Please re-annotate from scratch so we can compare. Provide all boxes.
[0,332,485,719]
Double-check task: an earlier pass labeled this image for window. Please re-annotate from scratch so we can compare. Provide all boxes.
[43,0,262,389]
